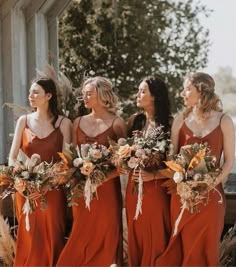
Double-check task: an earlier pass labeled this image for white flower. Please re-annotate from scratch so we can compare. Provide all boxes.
[127,157,138,169]
[90,149,102,159]
[118,138,127,146]
[173,172,184,183]
[73,157,83,167]
[193,173,202,181]
[21,171,30,179]
[135,149,146,158]
[157,140,166,152]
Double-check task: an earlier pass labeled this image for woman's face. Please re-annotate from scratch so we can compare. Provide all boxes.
[82,83,99,109]
[181,79,201,107]
[28,83,51,108]
[136,81,154,109]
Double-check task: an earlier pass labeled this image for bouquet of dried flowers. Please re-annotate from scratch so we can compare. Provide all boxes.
[110,126,170,219]
[0,150,71,231]
[161,142,222,235]
[57,143,115,209]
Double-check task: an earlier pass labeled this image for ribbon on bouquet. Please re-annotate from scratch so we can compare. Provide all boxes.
[134,168,143,220]
[173,185,223,236]
[84,177,92,210]
[22,197,31,231]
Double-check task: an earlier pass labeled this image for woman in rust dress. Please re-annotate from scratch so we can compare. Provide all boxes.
[156,72,235,266]
[8,78,71,266]
[57,76,127,266]
[126,76,171,266]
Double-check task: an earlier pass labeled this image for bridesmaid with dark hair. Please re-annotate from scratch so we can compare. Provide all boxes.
[156,72,235,266]
[9,77,71,266]
[126,75,172,266]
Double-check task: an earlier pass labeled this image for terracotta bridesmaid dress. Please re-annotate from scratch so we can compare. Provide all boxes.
[156,117,226,266]
[57,117,123,266]
[126,177,171,266]
[14,117,67,267]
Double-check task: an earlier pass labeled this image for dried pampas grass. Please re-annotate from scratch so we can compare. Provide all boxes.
[0,215,16,267]
[3,103,31,115]
[220,223,236,266]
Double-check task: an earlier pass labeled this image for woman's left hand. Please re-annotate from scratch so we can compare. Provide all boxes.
[132,169,155,182]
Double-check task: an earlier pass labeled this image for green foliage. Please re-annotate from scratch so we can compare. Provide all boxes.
[59,0,210,118]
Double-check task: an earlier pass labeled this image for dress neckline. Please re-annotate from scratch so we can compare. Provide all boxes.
[78,124,113,139]
[25,125,59,140]
[183,122,221,139]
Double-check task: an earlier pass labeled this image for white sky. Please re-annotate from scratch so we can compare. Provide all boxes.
[199,0,236,77]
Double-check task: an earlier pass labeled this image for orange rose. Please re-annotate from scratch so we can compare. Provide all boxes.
[80,161,95,176]
[118,144,132,159]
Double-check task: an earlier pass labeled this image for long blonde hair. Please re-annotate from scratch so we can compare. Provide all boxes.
[183,72,223,119]
[82,76,118,114]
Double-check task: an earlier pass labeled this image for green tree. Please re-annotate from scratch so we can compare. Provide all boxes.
[59,0,210,117]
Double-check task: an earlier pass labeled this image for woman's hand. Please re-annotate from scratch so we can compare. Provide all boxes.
[132,169,155,182]
[28,191,42,201]
[132,169,166,182]
[118,167,130,175]
[14,179,27,195]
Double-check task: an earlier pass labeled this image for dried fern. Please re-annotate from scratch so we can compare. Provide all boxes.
[0,215,16,267]
[220,223,236,266]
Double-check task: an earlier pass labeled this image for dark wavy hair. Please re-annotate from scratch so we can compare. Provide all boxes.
[128,75,171,136]
[33,78,60,128]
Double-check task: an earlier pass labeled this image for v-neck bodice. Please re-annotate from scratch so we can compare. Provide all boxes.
[179,121,223,166]
[22,124,63,163]
[76,117,118,146]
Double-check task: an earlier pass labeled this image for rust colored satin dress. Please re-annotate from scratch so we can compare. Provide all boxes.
[126,169,171,266]
[14,121,67,267]
[57,118,123,266]
[156,121,226,266]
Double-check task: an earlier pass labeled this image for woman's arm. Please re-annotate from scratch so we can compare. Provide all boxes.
[8,115,27,166]
[215,115,235,186]
[171,113,184,154]
[72,117,80,145]
[113,117,127,139]
[60,117,72,149]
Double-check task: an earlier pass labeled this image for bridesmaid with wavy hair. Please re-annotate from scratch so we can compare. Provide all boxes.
[156,72,235,266]
[126,75,172,266]
[57,76,127,266]
[9,77,71,266]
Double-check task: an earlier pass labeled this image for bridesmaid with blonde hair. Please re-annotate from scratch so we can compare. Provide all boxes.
[57,76,127,266]
[156,72,235,266]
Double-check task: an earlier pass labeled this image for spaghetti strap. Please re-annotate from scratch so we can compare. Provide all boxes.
[111,116,119,128]
[219,113,225,125]
[57,116,65,128]
[76,117,83,131]
[24,114,28,128]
